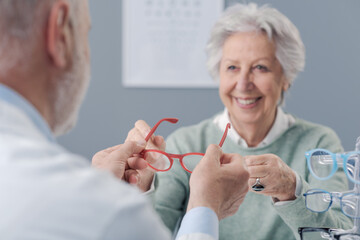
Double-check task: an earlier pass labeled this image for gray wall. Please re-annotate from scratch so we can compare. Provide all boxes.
[58,0,360,160]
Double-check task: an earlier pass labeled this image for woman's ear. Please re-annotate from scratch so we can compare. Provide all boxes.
[282,80,290,92]
[46,1,72,69]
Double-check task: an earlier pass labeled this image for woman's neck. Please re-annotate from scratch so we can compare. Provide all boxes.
[230,110,277,147]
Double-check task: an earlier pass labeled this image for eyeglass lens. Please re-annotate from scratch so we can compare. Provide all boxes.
[341,194,360,218]
[305,190,360,218]
[181,154,204,172]
[309,150,334,178]
[305,190,332,212]
[301,229,331,240]
[344,153,360,182]
[308,150,360,182]
[143,151,171,171]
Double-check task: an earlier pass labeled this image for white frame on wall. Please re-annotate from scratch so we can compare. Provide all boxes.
[122,0,224,88]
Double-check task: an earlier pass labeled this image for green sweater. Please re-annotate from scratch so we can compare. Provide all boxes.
[153,115,353,240]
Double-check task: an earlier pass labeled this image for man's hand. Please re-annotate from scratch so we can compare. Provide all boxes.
[187,144,249,220]
[92,120,166,192]
[125,120,166,192]
[92,141,148,183]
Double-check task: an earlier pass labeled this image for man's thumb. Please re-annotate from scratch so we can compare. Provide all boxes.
[202,144,222,166]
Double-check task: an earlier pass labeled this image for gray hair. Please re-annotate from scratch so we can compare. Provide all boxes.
[0,0,81,76]
[206,3,305,85]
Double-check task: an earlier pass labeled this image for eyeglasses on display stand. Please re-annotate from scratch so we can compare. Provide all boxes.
[299,137,360,240]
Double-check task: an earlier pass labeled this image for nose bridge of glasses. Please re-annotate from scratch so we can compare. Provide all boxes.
[330,191,343,201]
[337,152,360,163]
[334,153,346,164]
[145,118,179,141]
[166,153,188,159]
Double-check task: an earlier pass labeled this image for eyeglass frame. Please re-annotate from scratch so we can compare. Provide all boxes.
[303,188,360,219]
[305,148,360,184]
[298,227,360,240]
[141,118,231,173]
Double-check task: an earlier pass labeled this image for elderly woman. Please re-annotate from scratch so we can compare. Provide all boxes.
[148,3,353,240]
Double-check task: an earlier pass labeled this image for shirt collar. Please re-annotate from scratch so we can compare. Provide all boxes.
[0,83,56,143]
[213,107,295,148]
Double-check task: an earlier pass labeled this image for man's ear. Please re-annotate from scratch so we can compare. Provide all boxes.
[46,1,73,69]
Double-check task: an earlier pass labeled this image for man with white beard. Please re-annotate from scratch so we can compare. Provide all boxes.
[0,0,249,239]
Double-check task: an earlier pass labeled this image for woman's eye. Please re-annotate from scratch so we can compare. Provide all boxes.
[227,65,237,71]
[254,65,268,72]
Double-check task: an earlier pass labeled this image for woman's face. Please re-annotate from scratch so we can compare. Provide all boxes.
[219,31,288,129]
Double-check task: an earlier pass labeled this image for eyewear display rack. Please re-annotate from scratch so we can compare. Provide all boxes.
[334,137,360,236]
[352,137,360,233]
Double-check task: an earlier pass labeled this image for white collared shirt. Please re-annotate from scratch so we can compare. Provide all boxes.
[213,107,295,148]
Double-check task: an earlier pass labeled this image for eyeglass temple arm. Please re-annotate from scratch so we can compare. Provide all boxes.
[145,118,179,142]
[218,123,231,147]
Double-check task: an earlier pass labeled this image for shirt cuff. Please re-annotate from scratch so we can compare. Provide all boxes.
[176,207,219,239]
[273,171,302,206]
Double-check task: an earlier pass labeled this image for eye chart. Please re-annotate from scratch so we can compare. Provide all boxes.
[122,0,224,88]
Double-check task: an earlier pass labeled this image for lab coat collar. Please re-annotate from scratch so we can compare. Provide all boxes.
[0,83,56,143]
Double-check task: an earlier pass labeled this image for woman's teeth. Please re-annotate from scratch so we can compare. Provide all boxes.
[237,98,257,105]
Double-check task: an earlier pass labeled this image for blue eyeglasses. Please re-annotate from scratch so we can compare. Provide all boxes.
[304,189,360,219]
[305,148,360,184]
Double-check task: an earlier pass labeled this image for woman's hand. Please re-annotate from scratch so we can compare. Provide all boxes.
[245,154,297,202]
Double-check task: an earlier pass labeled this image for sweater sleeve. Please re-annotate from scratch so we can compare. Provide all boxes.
[274,126,353,239]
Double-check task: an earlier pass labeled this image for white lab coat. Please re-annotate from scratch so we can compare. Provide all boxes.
[0,85,216,240]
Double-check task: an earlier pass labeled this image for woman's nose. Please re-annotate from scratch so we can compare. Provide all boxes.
[235,70,253,91]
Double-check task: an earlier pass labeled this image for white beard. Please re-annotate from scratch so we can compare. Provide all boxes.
[51,41,91,137]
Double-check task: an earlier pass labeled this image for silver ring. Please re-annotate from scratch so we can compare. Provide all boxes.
[252,177,265,192]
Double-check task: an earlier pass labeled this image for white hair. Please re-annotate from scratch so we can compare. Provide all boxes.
[51,33,90,136]
[0,0,89,136]
[0,0,81,76]
[206,3,305,85]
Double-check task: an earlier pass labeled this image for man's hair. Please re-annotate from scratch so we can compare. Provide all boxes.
[0,0,80,76]
[206,3,305,85]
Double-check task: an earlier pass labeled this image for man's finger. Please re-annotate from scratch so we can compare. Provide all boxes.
[126,128,147,143]
[125,170,139,185]
[201,144,222,166]
[220,153,249,178]
[127,156,148,170]
[134,120,152,138]
[105,141,146,177]
[153,135,165,148]
[110,141,146,160]
[220,153,240,164]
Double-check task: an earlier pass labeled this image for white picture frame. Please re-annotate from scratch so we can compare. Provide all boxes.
[122,0,224,88]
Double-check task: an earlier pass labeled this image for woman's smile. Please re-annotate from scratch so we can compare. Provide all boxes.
[234,96,263,109]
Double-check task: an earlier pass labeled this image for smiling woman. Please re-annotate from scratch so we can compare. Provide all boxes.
[152,2,353,240]
[219,31,288,147]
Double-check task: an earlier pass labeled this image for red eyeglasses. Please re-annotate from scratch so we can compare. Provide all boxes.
[141,118,231,173]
